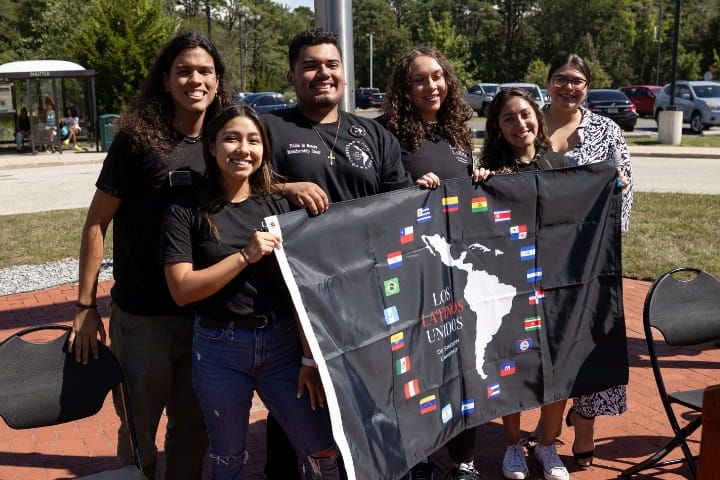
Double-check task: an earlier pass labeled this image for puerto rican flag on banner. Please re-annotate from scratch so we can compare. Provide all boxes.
[267,164,626,480]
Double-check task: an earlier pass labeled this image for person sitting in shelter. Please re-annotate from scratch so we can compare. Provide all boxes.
[35,96,58,152]
[14,107,32,152]
[62,106,82,151]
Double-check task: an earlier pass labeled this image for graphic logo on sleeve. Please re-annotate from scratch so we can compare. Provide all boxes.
[520,245,536,260]
[404,379,420,398]
[510,225,527,240]
[528,290,544,305]
[442,196,459,213]
[384,278,400,296]
[395,356,411,374]
[348,124,366,138]
[345,141,374,170]
[417,207,431,223]
[387,251,403,269]
[487,384,501,398]
[500,361,516,376]
[471,197,488,212]
[390,332,405,351]
[400,226,414,244]
[419,395,438,414]
[384,306,400,325]
[494,210,511,223]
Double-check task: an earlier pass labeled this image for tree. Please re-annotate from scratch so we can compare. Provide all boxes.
[69,0,179,113]
[420,12,476,86]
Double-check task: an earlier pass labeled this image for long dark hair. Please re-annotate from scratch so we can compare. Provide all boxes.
[481,88,553,173]
[120,31,233,156]
[199,104,283,238]
[382,46,473,154]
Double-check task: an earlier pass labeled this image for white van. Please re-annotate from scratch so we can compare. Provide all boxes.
[498,82,546,109]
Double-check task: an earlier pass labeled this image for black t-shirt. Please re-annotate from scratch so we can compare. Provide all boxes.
[516,150,572,172]
[394,125,473,182]
[262,107,413,202]
[160,192,292,319]
[96,132,206,315]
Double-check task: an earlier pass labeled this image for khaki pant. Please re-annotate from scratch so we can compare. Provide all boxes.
[109,304,208,479]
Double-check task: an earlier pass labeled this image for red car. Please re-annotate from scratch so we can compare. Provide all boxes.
[619,85,663,117]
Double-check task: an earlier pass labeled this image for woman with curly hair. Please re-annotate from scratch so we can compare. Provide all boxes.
[380,46,480,480]
[379,46,474,190]
[68,31,234,479]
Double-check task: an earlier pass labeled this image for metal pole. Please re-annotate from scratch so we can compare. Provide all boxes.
[314,0,355,112]
[654,3,663,85]
[368,32,374,89]
[206,0,211,40]
[668,0,680,108]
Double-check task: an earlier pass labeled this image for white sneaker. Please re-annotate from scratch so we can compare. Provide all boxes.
[502,440,529,479]
[534,443,570,480]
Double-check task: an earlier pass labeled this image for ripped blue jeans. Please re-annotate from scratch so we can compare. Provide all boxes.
[192,312,337,480]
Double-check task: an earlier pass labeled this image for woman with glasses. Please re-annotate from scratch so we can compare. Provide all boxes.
[542,53,633,469]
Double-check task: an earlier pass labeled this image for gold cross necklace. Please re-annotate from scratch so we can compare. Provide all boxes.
[311,113,342,166]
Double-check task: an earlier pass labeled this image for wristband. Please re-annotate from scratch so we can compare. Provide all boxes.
[239,249,250,266]
[75,302,97,309]
[301,356,317,368]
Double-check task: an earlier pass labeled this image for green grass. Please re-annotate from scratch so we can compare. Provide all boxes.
[625,136,720,147]
[1,193,718,281]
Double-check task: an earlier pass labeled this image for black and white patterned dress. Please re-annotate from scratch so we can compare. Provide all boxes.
[566,108,632,417]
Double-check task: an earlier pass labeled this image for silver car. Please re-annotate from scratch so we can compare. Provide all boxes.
[653,80,720,133]
[463,83,498,116]
[498,82,546,109]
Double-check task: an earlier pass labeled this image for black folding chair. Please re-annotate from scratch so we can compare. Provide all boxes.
[621,267,720,479]
[0,324,145,479]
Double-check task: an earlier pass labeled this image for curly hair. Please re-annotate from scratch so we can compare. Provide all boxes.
[120,31,233,156]
[481,88,553,173]
[289,28,341,70]
[199,104,284,238]
[381,46,473,153]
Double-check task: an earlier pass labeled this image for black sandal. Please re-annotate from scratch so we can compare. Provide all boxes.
[565,407,595,467]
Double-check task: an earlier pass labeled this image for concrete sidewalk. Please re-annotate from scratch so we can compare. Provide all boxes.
[1,278,717,480]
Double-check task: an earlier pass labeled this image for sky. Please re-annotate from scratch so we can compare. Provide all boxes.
[276,0,314,10]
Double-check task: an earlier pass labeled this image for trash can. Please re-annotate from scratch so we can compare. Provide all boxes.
[99,114,120,152]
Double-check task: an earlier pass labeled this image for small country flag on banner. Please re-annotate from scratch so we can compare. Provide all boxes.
[516,338,533,353]
[487,384,501,398]
[510,225,528,240]
[499,361,516,376]
[419,395,438,414]
[387,251,403,269]
[384,278,400,296]
[525,316,542,331]
[526,267,543,282]
[441,404,453,423]
[395,356,411,375]
[442,196,459,212]
[400,226,414,244]
[528,290,545,305]
[520,245,536,260]
[417,207,431,223]
[390,332,404,351]
[471,197,488,212]
[493,210,511,223]
[461,399,475,415]
[404,379,420,398]
[384,306,400,325]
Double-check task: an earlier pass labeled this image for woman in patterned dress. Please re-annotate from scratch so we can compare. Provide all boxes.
[542,53,633,467]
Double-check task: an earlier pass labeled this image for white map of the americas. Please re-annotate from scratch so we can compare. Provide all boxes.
[422,234,517,379]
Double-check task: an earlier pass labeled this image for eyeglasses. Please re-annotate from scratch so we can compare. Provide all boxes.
[551,75,588,89]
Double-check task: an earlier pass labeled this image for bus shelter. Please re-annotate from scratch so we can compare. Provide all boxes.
[0,60,97,154]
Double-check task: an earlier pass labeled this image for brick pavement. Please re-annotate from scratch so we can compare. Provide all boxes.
[1,278,718,480]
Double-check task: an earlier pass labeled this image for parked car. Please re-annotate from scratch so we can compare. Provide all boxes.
[498,82,546,109]
[355,87,385,109]
[239,92,288,114]
[583,89,637,131]
[619,85,662,117]
[463,82,498,116]
[653,80,720,133]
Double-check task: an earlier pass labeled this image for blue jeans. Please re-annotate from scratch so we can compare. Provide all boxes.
[192,312,336,480]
